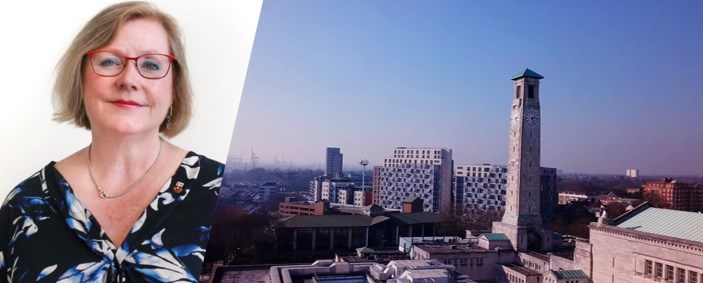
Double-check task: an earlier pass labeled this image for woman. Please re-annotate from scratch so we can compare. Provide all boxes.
[0,2,222,282]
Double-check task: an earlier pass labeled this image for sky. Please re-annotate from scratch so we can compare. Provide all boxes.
[229,1,703,176]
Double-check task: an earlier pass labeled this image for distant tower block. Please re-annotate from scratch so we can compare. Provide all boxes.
[325,147,343,178]
[626,169,640,178]
[492,69,553,252]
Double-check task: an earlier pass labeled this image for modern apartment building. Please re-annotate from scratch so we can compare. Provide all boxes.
[454,164,557,223]
[376,147,453,215]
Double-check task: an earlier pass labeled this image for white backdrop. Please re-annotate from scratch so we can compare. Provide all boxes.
[0,1,262,196]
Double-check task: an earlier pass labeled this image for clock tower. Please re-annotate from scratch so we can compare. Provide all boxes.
[492,68,552,252]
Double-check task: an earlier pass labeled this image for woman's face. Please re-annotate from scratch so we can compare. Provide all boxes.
[83,18,173,137]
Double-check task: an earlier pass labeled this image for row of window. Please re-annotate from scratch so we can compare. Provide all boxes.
[381,182,433,188]
[644,259,700,283]
[394,149,443,154]
[385,159,443,165]
[440,257,484,267]
[456,166,507,173]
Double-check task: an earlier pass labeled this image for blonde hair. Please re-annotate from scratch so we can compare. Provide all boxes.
[53,1,192,137]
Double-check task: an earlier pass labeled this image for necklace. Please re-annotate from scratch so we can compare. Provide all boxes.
[87,140,162,199]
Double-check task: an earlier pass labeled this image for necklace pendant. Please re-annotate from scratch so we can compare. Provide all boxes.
[100,190,109,199]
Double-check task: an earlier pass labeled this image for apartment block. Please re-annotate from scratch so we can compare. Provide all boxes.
[376,147,452,215]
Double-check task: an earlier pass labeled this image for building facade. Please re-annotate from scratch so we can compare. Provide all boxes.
[588,203,703,283]
[325,147,343,178]
[454,164,508,214]
[492,69,553,252]
[259,181,277,201]
[376,147,453,215]
[642,178,702,212]
[454,164,557,223]
[626,169,640,178]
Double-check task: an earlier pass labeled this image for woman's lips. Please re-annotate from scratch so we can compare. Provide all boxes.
[112,99,143,108]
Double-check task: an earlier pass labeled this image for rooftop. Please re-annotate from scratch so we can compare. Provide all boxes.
[613,203,703,242]
[401,269,450,279]
[385,212,440,225]
[551,270,590,280]
[511,68,544,80]
[278,215,372,228]
[277,212,440,228]
[483,233,510,241]
[504,264,541,276]
[414,244,487,254]
[523,251,550,262]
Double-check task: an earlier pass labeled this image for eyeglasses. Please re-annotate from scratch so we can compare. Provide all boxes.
[87,50,176,79]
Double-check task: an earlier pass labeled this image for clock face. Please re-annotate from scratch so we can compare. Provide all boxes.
[525,109,540,126]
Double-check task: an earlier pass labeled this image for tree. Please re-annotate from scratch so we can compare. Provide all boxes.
[643,191,670,209]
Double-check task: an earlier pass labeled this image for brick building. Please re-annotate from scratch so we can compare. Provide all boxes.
[642,178,702,212]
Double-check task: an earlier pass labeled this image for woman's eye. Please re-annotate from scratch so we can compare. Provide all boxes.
[99,57,122,67]
[140,60,162,71]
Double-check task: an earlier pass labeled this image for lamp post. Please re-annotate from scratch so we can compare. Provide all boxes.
[359,159,369,189]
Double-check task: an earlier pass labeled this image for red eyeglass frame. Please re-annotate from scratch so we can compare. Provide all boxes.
[86,50,177,79]
[87,50,177,62]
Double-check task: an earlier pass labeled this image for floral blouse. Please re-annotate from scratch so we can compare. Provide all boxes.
[0,152,222,282]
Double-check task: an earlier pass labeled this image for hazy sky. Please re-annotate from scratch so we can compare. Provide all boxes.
[229,1,703,176]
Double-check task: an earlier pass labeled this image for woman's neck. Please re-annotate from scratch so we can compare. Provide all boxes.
[88,131,164,180]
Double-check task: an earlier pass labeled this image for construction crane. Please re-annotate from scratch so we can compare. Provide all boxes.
[250,146,259,169]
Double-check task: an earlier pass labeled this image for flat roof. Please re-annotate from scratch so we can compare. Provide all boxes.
[277,212,439,229]
[402,269,449,279]
[523,251,550,261]
[414,244,487,254]
[504,264,542,276]
[278,215,373,228]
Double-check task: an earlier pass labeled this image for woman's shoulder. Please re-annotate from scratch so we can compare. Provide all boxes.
[182,151,224,176]
[2,164,55,206]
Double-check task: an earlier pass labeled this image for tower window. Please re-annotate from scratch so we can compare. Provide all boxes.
[528,85,535,98]
[516,86,521,99]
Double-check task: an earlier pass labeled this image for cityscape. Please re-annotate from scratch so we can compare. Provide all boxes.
[204,1,702,283]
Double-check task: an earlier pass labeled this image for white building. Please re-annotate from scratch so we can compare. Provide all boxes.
[316,178,371,206]
[377,147,453,215]
[557,193,588,205]
[626,169,640,178]
[454,164,508,214]
[454,164,557,221]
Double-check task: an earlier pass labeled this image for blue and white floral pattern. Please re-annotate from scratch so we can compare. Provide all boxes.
[0,152,222,282]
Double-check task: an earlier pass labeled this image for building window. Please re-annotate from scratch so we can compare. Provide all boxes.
[516,86,521,99]
[656,262,663,278]
[689,271,698,283]
[677,268,686,283]
[528,85,535,98]
[666,265,674,281]
[645,260,653,276]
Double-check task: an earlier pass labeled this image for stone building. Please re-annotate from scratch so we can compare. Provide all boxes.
[588,203,703,283]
